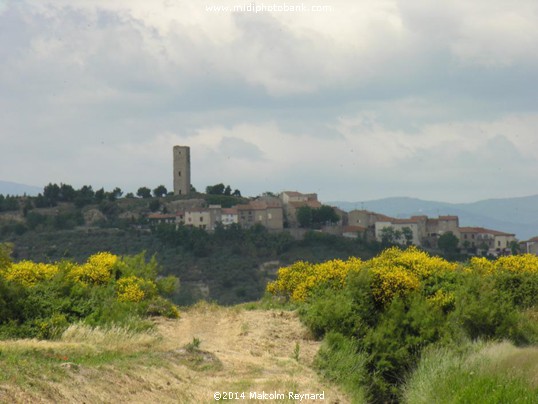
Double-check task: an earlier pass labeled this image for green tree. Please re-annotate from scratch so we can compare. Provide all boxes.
[297,206,313,228]
[314,205,340,226]
[153,185,168,198]
[438,231,459,255]
[109,187,123,201]
[206,183,226,195]
[401,227,414,246]
[59,183,76,202]
[149,199,161,212]
[137,187,152,199]
[380,226,402,246]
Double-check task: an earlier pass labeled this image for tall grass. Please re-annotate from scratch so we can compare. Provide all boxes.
[402,341,538,403]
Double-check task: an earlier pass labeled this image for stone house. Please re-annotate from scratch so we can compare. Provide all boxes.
[220,208,239,227]
[236,200,284,231]
[185,208,212,230]
[375,218,421,246]
[520,236,538,255]
[459,227,516,256]
[279,191,322,227]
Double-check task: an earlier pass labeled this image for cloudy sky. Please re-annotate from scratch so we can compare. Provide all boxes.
[1,0,538,203]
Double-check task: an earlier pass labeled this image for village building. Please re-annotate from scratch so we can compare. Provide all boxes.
[459,227,516,256]
[220,208,239,227]
[520,236,538,255]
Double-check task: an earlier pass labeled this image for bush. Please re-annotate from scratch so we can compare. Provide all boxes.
[270,247,538,401]
[0,251,179,339]
[362,295,446,402]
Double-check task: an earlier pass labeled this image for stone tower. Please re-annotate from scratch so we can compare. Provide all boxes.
[173,145,191,195]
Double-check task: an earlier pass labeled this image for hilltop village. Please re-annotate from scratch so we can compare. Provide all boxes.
[142,145,531,258]
[147,189,523,257]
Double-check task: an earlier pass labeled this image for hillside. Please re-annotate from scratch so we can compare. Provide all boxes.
[329,195,538,240]
[0,304,349,403]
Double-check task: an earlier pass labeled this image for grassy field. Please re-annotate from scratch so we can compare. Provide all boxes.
[0,303,350,404]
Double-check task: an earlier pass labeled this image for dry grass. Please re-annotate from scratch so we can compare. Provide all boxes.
[0,305,351,403]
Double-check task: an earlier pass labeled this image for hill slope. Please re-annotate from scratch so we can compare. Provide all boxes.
[0,304,350,403]
[0,180,41,196]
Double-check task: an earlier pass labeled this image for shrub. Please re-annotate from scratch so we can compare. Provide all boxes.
[0,251,179,339]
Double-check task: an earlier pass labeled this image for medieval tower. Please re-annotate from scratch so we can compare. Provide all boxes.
[173,145,191,195]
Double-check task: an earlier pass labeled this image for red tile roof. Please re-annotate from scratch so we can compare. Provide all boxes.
[459,227,515,236]
[343,225,367,233]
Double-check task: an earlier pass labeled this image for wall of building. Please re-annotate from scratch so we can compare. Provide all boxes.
[173,145,191,196]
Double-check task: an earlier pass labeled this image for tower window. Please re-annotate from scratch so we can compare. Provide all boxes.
[178,171,181,177]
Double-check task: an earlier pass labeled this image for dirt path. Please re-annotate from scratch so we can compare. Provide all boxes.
[155,304,350,403]
[0,305,351,404]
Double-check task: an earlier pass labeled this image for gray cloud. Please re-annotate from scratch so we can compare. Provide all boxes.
[1,0,537,202]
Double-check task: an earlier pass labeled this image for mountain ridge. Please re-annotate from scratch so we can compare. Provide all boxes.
[0,180,41,196]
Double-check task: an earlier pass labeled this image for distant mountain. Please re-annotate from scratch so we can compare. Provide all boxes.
[0,180,41,196]
[328,195,538,241]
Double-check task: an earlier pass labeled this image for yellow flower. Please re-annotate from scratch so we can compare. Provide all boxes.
[2,261,59,287]
[69,252,118,285]
[116,275,157,302]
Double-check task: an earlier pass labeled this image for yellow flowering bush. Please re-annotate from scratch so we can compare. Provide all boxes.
[2,261,59,287]
[116,275,157,302]
[426,289,455,311]
[370,264,421,305]
[365,247,457,305]
[266,257,362,301]
[493,254,538,274]
[69,252,118,285]
[468,257,494,274]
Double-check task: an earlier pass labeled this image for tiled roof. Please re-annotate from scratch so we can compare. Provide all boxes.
[459,227,515,236]
[343,225,367,233]
[222,208,238,215]
[439,215,458,220]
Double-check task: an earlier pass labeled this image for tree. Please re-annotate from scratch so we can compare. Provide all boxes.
[206,183,226,195]
[110,187,123,200]
[149,199,161,212]
[232,189,241,197]
[380,226,402,246]
[296,206,313,228]
[438,231,459,255]
[224,185,232,196]
[153,185,168,198]
[94,188,106,202]
[401,227,414,246]
[59,183,76,202]
[314,205,340,225]
[137,187,152,199]
[43,183,60,206]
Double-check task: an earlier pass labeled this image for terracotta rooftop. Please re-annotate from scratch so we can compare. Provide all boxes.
[222,208,238,215]
[459,227,515,236]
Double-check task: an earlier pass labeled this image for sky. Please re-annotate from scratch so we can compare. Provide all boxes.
[1,0,538,203]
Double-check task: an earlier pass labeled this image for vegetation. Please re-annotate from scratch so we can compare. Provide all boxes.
[0,243,179,339]
[267,246,538,403]
[296,205,339,229]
